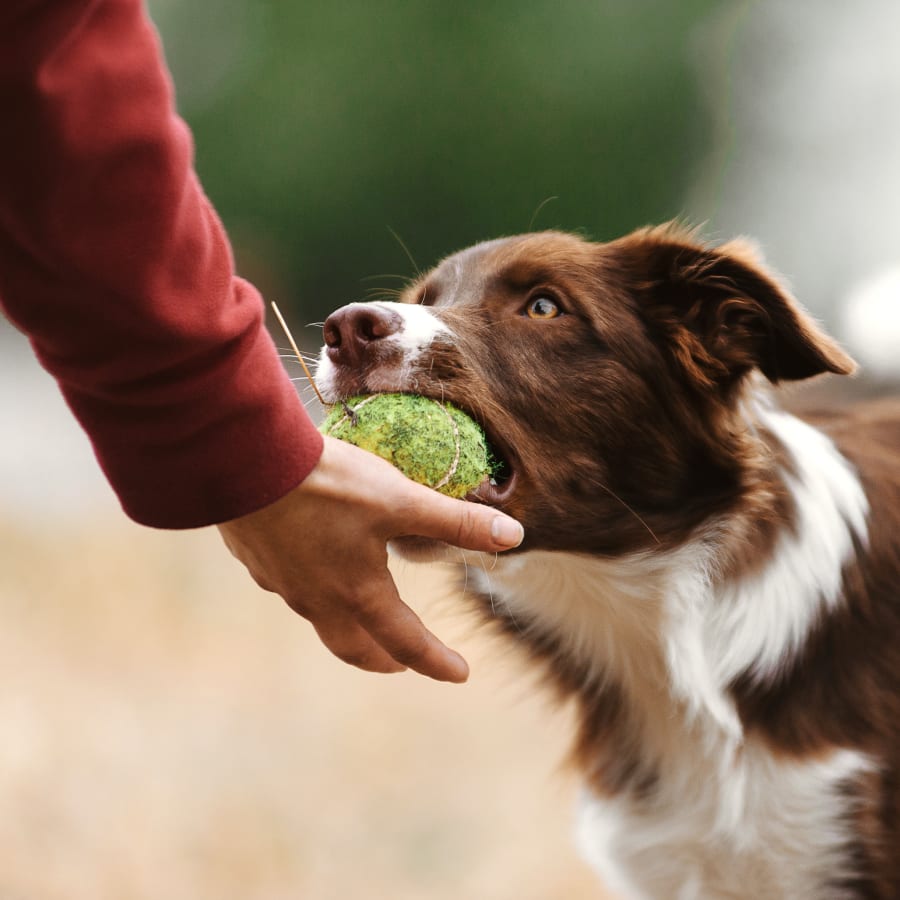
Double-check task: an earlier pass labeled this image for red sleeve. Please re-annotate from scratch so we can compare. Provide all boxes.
[0,0,324,528]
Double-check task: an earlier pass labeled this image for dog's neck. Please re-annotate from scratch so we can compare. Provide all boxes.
[465,394,869,793]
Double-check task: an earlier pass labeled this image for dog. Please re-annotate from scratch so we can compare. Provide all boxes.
[315,224,900,899]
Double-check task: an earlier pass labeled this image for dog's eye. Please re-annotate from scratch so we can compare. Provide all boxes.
[525,296,561,320]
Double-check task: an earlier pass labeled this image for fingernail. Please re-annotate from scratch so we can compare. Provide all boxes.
[445,651,470,683]
[491,515,524,548]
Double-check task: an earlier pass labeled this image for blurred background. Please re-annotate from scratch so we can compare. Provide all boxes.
[2,1,898,897]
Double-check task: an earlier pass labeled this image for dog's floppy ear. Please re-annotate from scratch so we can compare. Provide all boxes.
[613,225,856,389]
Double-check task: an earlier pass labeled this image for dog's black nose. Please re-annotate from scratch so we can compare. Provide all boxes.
[323,303,403,367]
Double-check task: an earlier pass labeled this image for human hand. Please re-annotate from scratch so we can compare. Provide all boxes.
[217,436,524,682]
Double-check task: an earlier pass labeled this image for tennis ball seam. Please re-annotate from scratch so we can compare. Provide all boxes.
[431,402,461,491]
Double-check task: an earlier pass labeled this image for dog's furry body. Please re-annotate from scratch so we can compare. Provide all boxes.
[316,226,900,898]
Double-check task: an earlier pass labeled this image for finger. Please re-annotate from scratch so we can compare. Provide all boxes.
[312,616,408,675]
[353,574,470,683]
[393,484,524,553]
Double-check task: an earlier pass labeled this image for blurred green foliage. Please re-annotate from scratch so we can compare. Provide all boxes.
[150,0,724,324]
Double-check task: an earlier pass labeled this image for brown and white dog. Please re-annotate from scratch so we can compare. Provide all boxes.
[315,225,900,899]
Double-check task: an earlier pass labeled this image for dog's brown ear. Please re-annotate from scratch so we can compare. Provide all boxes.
[612,225,856,389]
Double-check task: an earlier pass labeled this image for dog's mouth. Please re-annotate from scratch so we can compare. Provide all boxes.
[464,422,517,507]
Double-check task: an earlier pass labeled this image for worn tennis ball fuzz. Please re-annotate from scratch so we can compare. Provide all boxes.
[320,393,493,498]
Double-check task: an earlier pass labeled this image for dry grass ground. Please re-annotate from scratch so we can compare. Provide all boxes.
[0,514,612,900]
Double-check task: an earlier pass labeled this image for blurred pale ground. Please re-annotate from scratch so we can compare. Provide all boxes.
[0,325,609,899]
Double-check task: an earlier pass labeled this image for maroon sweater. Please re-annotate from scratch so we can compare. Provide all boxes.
[0,0,324,528]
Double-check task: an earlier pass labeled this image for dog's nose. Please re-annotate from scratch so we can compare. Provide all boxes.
[323,303,403,367]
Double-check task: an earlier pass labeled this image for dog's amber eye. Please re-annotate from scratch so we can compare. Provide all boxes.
[525,296,560,320]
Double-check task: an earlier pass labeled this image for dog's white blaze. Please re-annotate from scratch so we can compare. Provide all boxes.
[315,301,452,400]
[377,300,453,350]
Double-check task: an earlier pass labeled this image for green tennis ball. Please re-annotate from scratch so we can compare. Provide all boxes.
[319,393,493,498]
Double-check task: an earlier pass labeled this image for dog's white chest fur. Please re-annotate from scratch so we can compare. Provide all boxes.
[576,746,870,900]
[477,546,871,899]
[463,409,871,899]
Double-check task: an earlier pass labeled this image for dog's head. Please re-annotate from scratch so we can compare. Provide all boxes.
[316,225,854,555]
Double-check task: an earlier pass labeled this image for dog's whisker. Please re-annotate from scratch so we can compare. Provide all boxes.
[596,482,661,545]
[475,552,498,619]
[457,548,470,596]
[279,350,320,361]
[528,195,559,231]
[360,273,415,284]
[363,285,405,297]
[386,226,421,278]
[476,552,526,637]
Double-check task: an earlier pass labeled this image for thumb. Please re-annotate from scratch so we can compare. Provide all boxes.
[394,482,524,553]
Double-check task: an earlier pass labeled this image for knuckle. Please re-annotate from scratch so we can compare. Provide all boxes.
[331,643,396,673]
[451,505,481,548]
[252,573,279,595]
[387,631,432,667]
[282,590,312,616]
[338,588,370,617]
[334,646,374,668]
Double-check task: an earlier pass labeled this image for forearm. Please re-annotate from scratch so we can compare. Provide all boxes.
[0,0,322,527]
